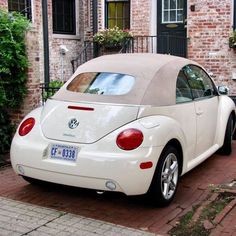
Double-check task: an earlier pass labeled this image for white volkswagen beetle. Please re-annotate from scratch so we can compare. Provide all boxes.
[11,54,236,206]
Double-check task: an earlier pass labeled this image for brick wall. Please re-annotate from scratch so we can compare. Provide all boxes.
[0,0,7,8]
[188,0,236,94]
[131,0,151,35]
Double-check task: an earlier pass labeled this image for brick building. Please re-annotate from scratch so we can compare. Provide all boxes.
[97,0,236,93]
[1,0,236,122]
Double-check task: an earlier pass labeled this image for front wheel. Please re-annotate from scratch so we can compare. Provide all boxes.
[148,146,179,207]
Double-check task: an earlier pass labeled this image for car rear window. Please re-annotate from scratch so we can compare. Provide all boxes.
[67,72,135,95]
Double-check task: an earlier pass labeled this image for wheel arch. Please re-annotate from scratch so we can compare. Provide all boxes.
[165,139,183,176]
[216,96,236,146]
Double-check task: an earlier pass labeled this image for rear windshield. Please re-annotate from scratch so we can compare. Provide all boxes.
[67,72,135,95]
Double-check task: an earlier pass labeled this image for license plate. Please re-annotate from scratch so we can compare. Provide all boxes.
[50,144,78,162]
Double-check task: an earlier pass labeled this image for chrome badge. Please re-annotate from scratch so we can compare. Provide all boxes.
[68,118,79,129]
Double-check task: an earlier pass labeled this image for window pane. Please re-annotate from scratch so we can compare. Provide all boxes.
[176,71,193,103]
[163,10,168,22]
[116,19,123,29]
[177,10,183,21]
[67,72,135,95]
[184,65,215,99]
[170,0,176,9]
[170,10,176,21]
[163,0,169,9]
[117,3,123,17]
[108,19,116,28]
[108,3,116,18]
[177,0,183,9]
[124,19,130,29]
[124,2,130,17]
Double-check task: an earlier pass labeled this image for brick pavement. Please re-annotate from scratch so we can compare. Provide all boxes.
[0,142,236,235]
[0,196,156,236]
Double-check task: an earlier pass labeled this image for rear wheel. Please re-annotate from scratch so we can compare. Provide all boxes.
[218,114,233,155]
[148,146,179,207]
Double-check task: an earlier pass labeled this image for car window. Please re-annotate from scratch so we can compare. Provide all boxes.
[176,70,193,104]
[183,65,216,100]
[67,72,135,95]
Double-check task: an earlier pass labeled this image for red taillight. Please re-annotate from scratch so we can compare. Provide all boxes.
[116,128,143,150]
[19,117,35,136]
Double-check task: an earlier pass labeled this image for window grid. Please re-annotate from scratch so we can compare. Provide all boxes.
[106,0,130,29]
[52,0,76,35]
[162,0,183,24]
[8,0,32,20]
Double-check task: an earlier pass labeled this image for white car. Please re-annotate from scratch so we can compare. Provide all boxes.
[11,54,236,206]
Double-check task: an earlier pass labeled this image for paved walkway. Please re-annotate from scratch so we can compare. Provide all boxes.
[0,196,156,236]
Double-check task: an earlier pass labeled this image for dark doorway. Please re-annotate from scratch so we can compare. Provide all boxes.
[157,0,187,57]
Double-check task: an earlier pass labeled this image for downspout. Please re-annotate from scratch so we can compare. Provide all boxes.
[42,0,50,84]
[92,0,98,35]
[92,0,99,57]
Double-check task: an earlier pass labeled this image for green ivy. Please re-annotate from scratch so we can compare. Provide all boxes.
[0,9,30,154]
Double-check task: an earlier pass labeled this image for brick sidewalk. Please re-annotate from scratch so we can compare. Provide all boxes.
[0,196,157,236]
[1,142,236,235]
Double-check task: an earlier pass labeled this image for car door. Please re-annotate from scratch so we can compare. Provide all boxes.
[183,65,219,158]
[176,70,196,164]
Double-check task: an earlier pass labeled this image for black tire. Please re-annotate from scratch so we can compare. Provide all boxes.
[147,146,180,207]
[218,114,233,155]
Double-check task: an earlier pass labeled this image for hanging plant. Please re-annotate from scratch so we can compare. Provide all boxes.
[93,26,133,47]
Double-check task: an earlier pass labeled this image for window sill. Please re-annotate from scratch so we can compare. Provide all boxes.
[52,34,81,40]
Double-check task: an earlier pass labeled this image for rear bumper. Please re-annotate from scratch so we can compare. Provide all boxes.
[11,133,163,196]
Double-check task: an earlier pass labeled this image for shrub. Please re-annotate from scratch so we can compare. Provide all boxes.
[0,9,30,154]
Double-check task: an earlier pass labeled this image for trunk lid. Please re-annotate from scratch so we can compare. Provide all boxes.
[41,99,139,144]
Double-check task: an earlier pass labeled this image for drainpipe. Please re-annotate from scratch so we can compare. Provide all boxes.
[92,0,99,57]
[42,0,50,84]
[92,0,98,35]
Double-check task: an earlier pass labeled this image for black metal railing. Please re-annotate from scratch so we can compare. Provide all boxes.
[40,83,62,105]
[122,35,187,57]
[71,41,98,73]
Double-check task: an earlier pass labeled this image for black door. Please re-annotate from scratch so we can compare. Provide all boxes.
[157,0,187,57]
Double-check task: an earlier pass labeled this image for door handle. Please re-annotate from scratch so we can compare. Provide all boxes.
[196,110,203,116]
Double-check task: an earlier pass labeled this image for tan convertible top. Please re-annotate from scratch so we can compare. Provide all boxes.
[53,53,199,106]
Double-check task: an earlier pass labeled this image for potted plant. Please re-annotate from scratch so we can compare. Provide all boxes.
[93,27,132,54]
[229,30,236,49]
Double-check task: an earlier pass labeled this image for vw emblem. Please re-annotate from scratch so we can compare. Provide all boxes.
[68,118,79,129]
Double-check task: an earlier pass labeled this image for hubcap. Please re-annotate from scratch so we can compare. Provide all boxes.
[161,153,178,200]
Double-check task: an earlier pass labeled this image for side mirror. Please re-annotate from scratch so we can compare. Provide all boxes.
[218,85,229,95]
